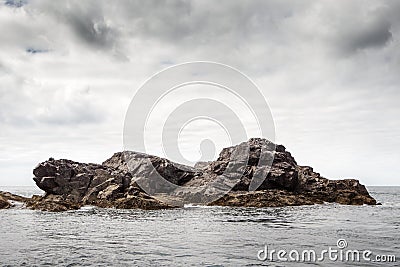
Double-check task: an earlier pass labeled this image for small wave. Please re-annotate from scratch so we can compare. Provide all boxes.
[183,203,212,209]
[77,205,96,211]
[8,200,25,209]
[381,202,400,207]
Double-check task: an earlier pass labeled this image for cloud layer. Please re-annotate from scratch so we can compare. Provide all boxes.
[0,0,399,185]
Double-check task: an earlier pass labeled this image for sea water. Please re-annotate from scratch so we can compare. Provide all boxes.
[0,186,398,266]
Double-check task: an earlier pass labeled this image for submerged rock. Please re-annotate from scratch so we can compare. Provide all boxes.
[27,138,377,211]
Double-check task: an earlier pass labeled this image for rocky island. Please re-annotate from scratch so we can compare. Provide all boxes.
[0,138,377,211]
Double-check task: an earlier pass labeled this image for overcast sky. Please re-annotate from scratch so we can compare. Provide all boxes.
[0,0,399,186]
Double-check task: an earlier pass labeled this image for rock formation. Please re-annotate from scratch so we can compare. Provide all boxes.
[0,194,11,209]
[207,138,376,206]
[30,156,173,211]
[0,191,30,209]
[1,138,377,211]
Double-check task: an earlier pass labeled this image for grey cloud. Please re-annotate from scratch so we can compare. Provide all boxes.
[313,2,396,56]
[67,11,117,50]
[338,17,393,55]
[27,0,307,55]
[114,0,306,44]
[29,0,119,51]
[4,0,27,8]
[26,48,49,54]
[23,0,398,60]
[0,74,105,127]
[34,89,105,126]
[0,0,399,185]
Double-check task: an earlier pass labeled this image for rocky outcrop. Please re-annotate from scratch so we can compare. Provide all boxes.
[0,195,11,209]
[0,191,31,209]
[25,195,82,212]
[26,138,376,211]
[295,166,376,205]
[206,138,376,207]
[200,139,298,192]
[209,190,322,207]
[31,156,174,211]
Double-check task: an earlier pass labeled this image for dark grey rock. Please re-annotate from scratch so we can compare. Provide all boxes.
[28,138,376,211]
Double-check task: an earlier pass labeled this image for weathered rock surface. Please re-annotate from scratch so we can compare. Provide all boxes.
[200,139,297,192]
[24,138,377,211]
[0,195,11,209]
[203,138,376,207]
[0,191,31,209]
[30,156,173,211]
[25,194,82,212]
[210,190,322,207]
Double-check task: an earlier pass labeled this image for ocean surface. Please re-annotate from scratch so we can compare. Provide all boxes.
[0,186,399,266]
